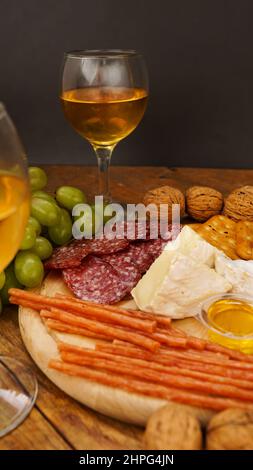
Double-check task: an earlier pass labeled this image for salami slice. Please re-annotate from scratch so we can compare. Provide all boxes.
[45,240,90,270]
[123,220,181,241]
[126,220,149,241]
[145,237,168,259]
[101,252,141,289]
[113,238,167,274]
[89,238,129,255]
[126,242,154,273]
[63,256,137,304]
[45,238,129,270]
[99,237,168,278]
[103,220,149,241]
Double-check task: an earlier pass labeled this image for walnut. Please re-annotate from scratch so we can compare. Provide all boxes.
[143,404,202,450]
[206,408,253,450]
[186,186,223,222]
[224,186,253,221]
[143,186,185,221]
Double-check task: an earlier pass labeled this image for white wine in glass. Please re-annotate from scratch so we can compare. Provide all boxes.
[61,50,149,201]
[0,103,37,437]
[0,104,30,271]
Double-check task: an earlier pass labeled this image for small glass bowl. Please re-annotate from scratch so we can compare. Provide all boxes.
[198,293,253,354]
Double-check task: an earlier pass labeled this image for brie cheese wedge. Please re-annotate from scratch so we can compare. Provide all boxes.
[131,227,231,319]
[163,225,219,267]
[215,252,253,297]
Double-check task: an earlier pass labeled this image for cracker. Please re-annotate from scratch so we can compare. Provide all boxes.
[187,223,202,231]
[196,215,239,259]
[236,220,253,260]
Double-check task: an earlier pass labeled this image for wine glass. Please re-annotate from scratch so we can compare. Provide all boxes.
[0,103,38,437]
[60,50,149,202]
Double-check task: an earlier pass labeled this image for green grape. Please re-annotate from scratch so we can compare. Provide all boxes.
[31,198,60,227]
[29,167,47,191]
[40,225,49,237]
[32,190,57,206]
[48,208,72,245]
[0,271,6,290]
[14,252,44,288]
[20,225,36,250]
[28,216,41,236]
[0,263,23,305]
[32,236,53,260]
[56,186,86,211]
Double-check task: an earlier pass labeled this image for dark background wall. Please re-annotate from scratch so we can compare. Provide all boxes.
[1,0,253,168]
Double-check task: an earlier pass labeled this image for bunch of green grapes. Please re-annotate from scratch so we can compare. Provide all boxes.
[0,167,89,310]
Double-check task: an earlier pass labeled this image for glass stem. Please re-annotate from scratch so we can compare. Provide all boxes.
[94,145,114,202]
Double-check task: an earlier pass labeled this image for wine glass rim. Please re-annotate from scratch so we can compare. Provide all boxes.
[64,49,142,59]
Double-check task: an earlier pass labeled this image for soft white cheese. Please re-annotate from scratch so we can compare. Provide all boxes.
[131,226,231,319]
[215,252,253,297]
[163,225,219,267]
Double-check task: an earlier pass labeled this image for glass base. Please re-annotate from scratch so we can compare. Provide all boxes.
[0,356,38,437]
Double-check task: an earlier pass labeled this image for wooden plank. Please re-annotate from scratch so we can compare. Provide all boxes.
[160,167,253,195]
[0,408,71,450]
[36,394,143,450]
[41,165,169,204]
[0,312,71,449]
[41,165,253,202]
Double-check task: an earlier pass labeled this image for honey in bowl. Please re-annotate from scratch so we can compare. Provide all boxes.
[200,295,253,354]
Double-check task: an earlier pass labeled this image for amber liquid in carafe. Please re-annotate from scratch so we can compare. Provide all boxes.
[61,87,148,147]
[0,172,30,271]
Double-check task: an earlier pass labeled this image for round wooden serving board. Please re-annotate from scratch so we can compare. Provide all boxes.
[18,272,212,427]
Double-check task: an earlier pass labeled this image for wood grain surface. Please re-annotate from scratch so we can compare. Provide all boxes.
[1,165,252,450]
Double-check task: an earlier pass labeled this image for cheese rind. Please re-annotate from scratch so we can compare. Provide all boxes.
[163,225,218,267]
[132,227,231,319]
[215,253,253,297]
[151,253,230,318]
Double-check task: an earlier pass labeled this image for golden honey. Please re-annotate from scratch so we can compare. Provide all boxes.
[207,298,253,354]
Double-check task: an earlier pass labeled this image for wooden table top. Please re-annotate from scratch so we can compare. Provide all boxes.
[1,165,253,450]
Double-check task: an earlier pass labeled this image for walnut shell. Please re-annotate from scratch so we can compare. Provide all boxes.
[224,186,253,221]
[206,408,253,450]
[186,186,223,222]
[144,404,202,450]
[143,186,185,221]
